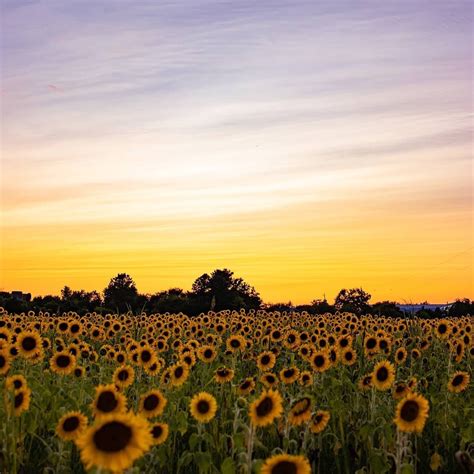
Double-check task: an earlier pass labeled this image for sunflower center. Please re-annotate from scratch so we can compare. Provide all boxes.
[241,381,251,389]
[366,338,377,349]
[118,370,129,381]
[256,397,273,417]
[22,337,36,351]
[376,367,388,381]
[14,392,24,408]
[97,391,118,412]
[144,394,159,411]
[271,460,297,474]
[314,355,325,367]
[63,417,80,432]
[152,425,163,438]
[0,355,6,368]
[141,351,151,362]
[93,421,132,452]
[174,367,183,378]
[314,414,323,423]
[56,355,71,368]
[400,400,420,422]
[70,324,80,333]
[13,380,22,389]
[452,374,464,387]
[345,352,353,361]
[230,339,240,348]
[293,398,310,416]
[438,324,447,334]
[197,400,210,414]
[59,323,68,331]
[284,369,294,378]
[204,349,212,358]
[261,355,270,365]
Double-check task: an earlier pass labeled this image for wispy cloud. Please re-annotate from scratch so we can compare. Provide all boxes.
[1,1,472,301]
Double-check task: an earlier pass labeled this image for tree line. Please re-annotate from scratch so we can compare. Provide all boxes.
[1,268,472,318]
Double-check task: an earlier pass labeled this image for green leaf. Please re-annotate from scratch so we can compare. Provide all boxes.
[221,457,235,474]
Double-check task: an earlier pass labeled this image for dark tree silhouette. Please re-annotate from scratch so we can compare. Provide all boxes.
[334,288,371,315]
[103,273,138,313]
[191,268,262,312]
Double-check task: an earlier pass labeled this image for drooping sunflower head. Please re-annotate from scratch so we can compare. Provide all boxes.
[248,389,283,427]
[288,397,312,426]
[215,366,235,383]
[92,384,127,418]
[358,374,372,391]
[310,410,331,434]
[5,374,27,392]
[279,366,300,385]
[447,371,470,393]
[56,411,88,441]
[190,392,218,423]
[238,378,256,396]
[394,392,429,433]
[260,372,278,388]
[139,389,167,418]
[261,453,311,474]
[76,412,152,473]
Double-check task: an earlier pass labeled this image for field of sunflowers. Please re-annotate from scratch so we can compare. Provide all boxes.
[0,308,472,474]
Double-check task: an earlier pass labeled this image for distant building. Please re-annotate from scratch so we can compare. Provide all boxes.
[0,291,32,302]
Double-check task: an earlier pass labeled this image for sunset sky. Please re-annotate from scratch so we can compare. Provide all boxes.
[1,1,472,304]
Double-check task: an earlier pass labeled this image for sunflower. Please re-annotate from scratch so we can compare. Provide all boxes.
[190,392,218,423]
[393,383,410,400]
[310,410,330,434]
[447,371,470,393]
[260,372,279,389]
[280,366,300,385]
[226,335,246,353]
[215,366,234,383]
[150,422,169,445]
[340,347,357,366]
[435,319,451,339]
[50,351,76,376]
[92,384,127,418]
[113,365,135,389]
[139,389,167,418]
[5,374,27,391]
[56,411,88,441]
[137,346,157,368]
[310,350,330,373]
[298,371,313,387]
[372,360,395,391]
[76,412,152,472]
[169,363,189,387]
[238,378,256,396]
[256,351,276,371]
[17,331,43,359]
[358,375,372,391]
[248,389,283,427]
[197,345,217,363]
[288,397,312,426]
[11,387,31,416]
[0,350,10,375]
[394,392,429,433]
[261,454,311,474]
[395,347,407,365]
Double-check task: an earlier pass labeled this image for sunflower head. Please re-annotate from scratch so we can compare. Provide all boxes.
[261,453,311,474]
[150,422,169,445]
[56,411,88,441]
[190,392,218,423]
[394,392,429,433]
[139,389,167,418]
[249,389,283,427]
[76,412,152,472]
[92,384,127,418]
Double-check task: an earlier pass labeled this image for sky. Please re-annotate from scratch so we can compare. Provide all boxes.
[0,0,472,304]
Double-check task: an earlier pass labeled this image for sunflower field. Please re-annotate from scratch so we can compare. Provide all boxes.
[0,308,472,474]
